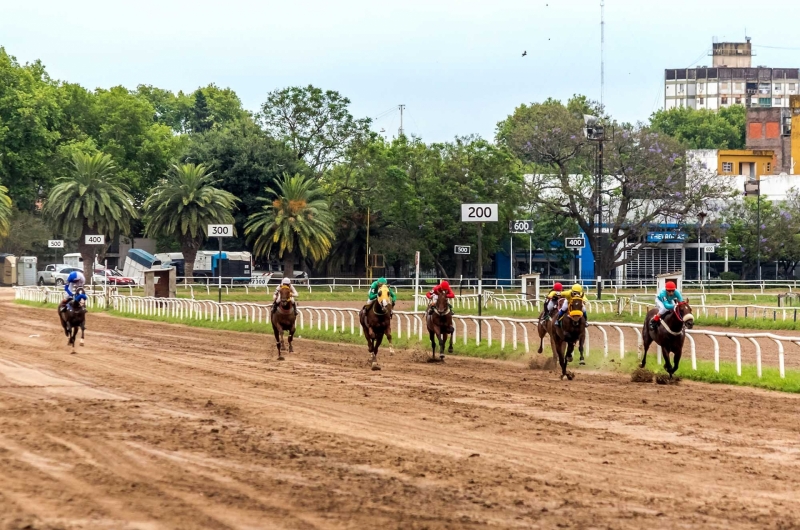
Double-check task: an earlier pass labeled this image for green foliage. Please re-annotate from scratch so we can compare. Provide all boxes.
[718,271,740,281]
[44,152,137,237]
[260,85,372,175]
[245,173,335,276]
[0,185,11,238]
[649,105,746,149]
[144,163,239,277]
[0,208,50,256]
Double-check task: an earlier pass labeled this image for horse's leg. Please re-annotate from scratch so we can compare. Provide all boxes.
[361,319,374,353]
[663,348,674,375]
[274,323,285,360]
[670,348,682,378]
[447,319,453,354]
[80,321,85,347]
[288,321,295,353]
[438,330,446,360]
[640,327,652,368]
[371,330,383,371]
[429,329,436,359]
[537,323,546,354]
[59,313,69,337]
[555,339,569,379]
[69,324,78,348]
[578,331,585,365]
[565,341,575,367]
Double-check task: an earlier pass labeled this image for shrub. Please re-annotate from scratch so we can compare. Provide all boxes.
[719,271,740,281]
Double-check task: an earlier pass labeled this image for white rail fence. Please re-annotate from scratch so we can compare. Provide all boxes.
[13,287,799,380]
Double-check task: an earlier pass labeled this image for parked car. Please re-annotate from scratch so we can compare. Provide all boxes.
[37,265,81,286]
[94,268,136,286]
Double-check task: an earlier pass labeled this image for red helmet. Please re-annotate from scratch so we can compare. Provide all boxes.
[665,281,677,290]
[440,280,450,290]
[554,282,563,291]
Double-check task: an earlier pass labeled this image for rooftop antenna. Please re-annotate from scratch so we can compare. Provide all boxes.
[600,0,605,111]
[398,104,406,136]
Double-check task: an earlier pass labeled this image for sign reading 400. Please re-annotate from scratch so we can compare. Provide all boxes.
[461,203,498,222]
[85,235,105,245]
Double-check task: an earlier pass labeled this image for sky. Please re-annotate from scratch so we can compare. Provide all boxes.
[3,0,800,142]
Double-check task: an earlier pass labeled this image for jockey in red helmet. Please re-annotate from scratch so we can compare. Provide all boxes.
[542,282,563,320]
[426,280,455,315]
[650,280,684,330]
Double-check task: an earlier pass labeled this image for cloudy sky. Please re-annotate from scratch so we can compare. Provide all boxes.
[3,0,799,141]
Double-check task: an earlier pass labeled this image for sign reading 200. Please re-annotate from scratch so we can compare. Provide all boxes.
[461,204,498,222]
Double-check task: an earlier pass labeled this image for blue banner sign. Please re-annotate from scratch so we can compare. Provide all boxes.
[647,231,688,243]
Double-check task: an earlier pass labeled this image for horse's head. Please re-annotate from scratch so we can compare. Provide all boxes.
[377,284,392,311]
[434,288,449,309]
[73,288,87,312]
[568,298,584,322]
[675,300,694,329]
[278,284,293,307]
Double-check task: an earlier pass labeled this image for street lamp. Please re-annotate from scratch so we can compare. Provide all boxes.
[744,178,761,281]
[584,114,606,298]
[697,212,707,289]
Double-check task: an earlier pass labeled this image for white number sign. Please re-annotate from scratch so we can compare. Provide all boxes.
[85,235,105,245]
[509,220,533,233]
[454,245,471,255]
[208,224,233,237]
[48,240,64,248]
[704,245,716,253]
[461,203,498,222]
[565,237,586,249]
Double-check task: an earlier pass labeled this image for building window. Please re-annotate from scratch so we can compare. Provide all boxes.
[775,97,783,105]
[678,83,684,93]
[767,162,772,173]
[735,82,744,91]
[735,97,742,104]
[698,83,704,93]
[759,97,772,107]
[721,96,728,104]
[722,162,733,173]
[790,83,797,91]
[698,96,704,104]
[775,83,782,91]
[721,82,730,92]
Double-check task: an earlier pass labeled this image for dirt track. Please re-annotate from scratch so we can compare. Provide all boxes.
[2,299,800,529]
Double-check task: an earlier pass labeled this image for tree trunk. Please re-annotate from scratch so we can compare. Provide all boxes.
[454,255,463,279]
[79,222,94,282]
[282,250,295,279]
[181,234,202,282]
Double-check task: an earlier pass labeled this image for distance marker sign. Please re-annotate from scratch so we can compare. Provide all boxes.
[208,224,234,237]
[454,245,471,255]
[565,237,585,249]
[48,240,64,248]
[461,204,498,222]
[85,235,105,245]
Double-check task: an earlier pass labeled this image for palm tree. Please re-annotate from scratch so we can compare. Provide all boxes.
[0,185,12,239]
[245,173,335,277]
[44,153,137,279]
[143,163,238,280]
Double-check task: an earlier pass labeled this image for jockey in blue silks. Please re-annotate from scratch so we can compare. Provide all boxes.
[62,271,87,312]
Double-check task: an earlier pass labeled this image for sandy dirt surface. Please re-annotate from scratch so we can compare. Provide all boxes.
[2,299,800,529]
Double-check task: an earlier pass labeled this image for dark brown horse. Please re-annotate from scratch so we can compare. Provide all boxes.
[536,296,561,355]
[359,285,394,370]
[426,288,453,361]
[270,285,297,361]
[642,301,694,378]
[548,298,586,380]
[58,289,86,349]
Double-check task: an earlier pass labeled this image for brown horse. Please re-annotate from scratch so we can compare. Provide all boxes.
[536,295,561,355]
[58,288,87,348]
[270,285,297,361]
[548,298,586,380]
[642,301,694,378]
[359,285,394,370]
[426,288,453,361]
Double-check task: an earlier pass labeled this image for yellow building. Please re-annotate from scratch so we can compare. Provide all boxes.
[792,95,800,174]
[717,150,775,178]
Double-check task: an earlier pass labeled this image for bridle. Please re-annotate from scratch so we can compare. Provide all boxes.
[659,301,693,336]
[432,289,451,316]
[372,286,392,316]
[276,285,293,313]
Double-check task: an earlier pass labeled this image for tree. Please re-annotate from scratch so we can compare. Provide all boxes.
[259,85,371,176]
[189,89,212,133]
[143,163,239,279]
[0,208,51,257]
[649,105,746,149]
[0,185,12,238]
[245,174,335,277]
[498,96,735,282]
[183,119,307,251]
[43,152,137,278]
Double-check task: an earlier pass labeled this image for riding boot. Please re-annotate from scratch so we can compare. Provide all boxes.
[650,316,660,330]
[555,310,565,327]
[448,302,454,315]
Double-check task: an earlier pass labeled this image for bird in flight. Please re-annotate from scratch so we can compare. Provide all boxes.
[522,51,527,57]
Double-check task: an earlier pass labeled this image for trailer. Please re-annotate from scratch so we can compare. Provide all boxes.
[192,250,252,284]
[122,249,162,286]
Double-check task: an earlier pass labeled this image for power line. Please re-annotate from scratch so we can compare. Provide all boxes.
[754,44,800,51]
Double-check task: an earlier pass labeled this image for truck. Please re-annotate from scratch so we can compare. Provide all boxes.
[37,264,82,286]
[190,251,252,284]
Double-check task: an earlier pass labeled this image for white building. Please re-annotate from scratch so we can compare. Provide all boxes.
[664,39,799,111]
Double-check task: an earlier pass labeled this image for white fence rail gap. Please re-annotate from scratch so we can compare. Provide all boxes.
[14,286,798,381]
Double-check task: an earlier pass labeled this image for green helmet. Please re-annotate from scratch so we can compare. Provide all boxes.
[378,277,387,284]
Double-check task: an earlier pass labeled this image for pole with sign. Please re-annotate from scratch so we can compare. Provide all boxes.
[462,204,498,332]
[48,240,64,268]
[85,235,105,288]
[208,224,233,305]
[414,251,420,311]
[509,220,534,284]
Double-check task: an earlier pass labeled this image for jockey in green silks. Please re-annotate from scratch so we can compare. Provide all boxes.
[364,277,396,311]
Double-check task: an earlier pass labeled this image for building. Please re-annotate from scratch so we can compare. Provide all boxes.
[664,39,799,111]
[745,95,800,174]
[689,149,775,178]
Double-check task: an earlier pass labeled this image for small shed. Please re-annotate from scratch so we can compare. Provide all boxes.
[17,257,38,286]
[656,271,683,293]
[0,254,17,286]
[143,266,176,298]
[520,272,541,301]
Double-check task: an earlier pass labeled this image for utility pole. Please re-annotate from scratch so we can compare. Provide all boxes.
[398,104,406,137]
[600,0,605,109]
[365,206,371,280]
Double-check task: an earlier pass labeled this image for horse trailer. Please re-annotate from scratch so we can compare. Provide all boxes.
[17,257,38,286]
[122,249,162,286]
[0,254,17,286]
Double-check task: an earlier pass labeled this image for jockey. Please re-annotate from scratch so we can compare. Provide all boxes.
[425,280,455,315]
[272,277,298,314]
[364,277,396,310]
[555,283,588,327]
[650,281,683,330]
[542,282,564,319]
[61,270,86,312]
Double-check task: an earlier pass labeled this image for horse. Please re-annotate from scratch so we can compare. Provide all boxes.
[426,288,454,361]
[548,298,587,380]
[359,284,394,371]
[270,284,297,361]
[536,295,562,355]
[58,288,87,349]
[641,301,694,378]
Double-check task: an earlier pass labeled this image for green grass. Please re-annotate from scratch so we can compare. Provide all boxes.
[17,298,800,394]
